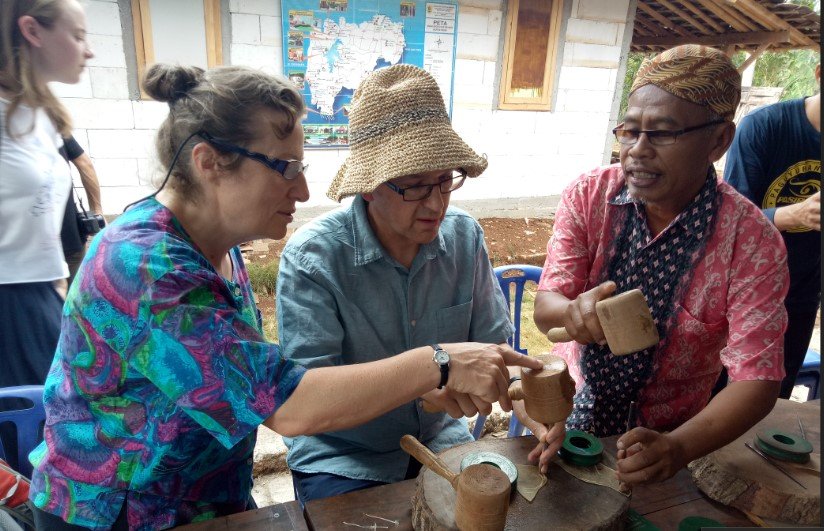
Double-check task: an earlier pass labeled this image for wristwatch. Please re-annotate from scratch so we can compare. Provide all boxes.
[432,344,450,389]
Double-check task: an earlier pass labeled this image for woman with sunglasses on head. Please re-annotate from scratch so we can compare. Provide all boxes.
[27,63,542,530]
[0,0,93,463]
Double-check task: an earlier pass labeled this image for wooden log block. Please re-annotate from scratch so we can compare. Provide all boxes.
[411,436,629,530]
[688,399,820,525]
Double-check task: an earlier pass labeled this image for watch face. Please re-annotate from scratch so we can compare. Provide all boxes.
[434,350,449,365]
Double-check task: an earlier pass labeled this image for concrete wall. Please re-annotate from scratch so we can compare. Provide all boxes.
[52,0,634,214]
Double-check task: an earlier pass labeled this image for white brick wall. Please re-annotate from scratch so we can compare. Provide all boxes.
[57,0,633,212]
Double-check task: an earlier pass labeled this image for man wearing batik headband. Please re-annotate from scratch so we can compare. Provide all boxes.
[533,45,789,486]
[276,65,550,504]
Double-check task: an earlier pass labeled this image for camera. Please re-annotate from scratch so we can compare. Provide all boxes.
[76,211,106,240]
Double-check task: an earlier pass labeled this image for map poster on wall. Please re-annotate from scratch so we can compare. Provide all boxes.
[281,1,459,147]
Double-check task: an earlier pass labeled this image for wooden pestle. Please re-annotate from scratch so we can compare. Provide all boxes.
[400,435,511,531]
[546,289,659,355]
[421,354,575,426]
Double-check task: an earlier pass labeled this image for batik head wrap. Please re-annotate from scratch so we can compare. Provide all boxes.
[630,44,741,119]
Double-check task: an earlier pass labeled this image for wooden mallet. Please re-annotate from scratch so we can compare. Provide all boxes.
[546,289,659,355]
[400,434,511,531]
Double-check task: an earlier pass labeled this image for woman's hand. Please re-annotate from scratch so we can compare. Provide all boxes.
[527,422,566,474]
[442,343,544,412]
[420,388,490,418]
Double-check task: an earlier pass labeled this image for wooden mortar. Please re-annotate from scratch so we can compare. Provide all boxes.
[508,353,575,425]
[422,354,575,427]
[400,435,511,531]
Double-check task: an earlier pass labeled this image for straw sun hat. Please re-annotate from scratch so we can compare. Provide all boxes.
[326,64,488,202]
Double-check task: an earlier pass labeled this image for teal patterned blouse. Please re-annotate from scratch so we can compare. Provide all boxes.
[28,198,305,530]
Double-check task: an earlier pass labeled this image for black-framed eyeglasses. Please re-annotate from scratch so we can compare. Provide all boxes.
[198,131,308,180]
[612,120,726,146]
[384,170,467,201]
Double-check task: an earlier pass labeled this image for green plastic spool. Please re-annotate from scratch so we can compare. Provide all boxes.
[755,429,813,464]
[559,430,604,467]
[677,516,724,531]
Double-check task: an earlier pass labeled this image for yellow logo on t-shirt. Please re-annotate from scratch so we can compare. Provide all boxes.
[762,159,821,233]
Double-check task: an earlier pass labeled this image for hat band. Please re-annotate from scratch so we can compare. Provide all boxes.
[350,107,450,145]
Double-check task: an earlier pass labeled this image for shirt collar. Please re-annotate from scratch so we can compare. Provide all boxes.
[607,167,718,228]
[348,195,447,268]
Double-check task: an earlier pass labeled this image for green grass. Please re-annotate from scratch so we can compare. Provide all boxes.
[504,281,553,356]
[261,310,278,343]
[247,261,278,296]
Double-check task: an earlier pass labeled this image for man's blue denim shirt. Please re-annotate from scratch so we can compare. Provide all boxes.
[276,195,514,482]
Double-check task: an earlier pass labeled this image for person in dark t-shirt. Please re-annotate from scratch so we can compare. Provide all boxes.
[59,135,103,285]
[724,64,821,399]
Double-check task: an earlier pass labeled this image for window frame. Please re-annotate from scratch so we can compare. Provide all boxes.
[130,0,223,98]
[498,0,564,111]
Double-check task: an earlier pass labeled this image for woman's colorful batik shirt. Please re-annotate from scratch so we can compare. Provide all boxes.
[29,198,305,530]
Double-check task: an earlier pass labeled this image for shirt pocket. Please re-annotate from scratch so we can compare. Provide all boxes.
[436,300,473,343]
[661,304,727,380]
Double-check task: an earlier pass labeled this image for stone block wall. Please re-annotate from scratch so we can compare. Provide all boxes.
[50,0,634,213]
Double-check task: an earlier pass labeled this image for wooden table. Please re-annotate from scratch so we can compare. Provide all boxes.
[304,436,753,530]
[175,500,308,530]
[178,401,821,529]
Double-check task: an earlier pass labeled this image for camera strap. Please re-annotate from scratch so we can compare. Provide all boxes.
[72,178,92,218]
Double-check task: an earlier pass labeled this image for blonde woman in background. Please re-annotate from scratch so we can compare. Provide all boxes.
[0,0,93,471]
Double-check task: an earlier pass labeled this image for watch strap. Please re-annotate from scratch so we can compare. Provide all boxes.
[432,344,449,389]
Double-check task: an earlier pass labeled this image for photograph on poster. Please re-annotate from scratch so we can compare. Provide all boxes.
[288,10,314,31]
[288,31,304,47]
[288,47,305,61]
[289,71,306,89]
[400,2,416,17]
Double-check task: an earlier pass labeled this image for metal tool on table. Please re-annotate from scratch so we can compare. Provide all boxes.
[400,435,511,531]
[797,414,806,441]
[546,289,659,355]
[744,441,806,490]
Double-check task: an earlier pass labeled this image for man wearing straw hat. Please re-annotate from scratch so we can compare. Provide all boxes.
[276,64,515,503]
[533,45,789,486]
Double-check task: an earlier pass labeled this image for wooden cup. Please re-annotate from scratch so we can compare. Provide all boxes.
[400,435,511,531]
[508,353,575,426]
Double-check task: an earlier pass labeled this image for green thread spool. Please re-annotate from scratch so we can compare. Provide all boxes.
[559,430,604,467]
[677,516,724,531]
[755,429,813,464]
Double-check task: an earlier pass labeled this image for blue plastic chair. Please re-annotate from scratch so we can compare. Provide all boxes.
[796,348,821,401]
[0,386,45,478]
[471,265,543,440]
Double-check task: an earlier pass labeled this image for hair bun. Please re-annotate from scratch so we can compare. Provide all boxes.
[142,64,205,103]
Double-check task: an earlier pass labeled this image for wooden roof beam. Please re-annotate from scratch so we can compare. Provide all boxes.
[678,1,726,32]
[637,1,694,37]
[633,30,790,47]
[693,0,750,32]
[725,0,819,48]
[632,19,654,37]
[712,1,761,31]
[635,13,664,35]
[736,42,770,73]
[657,0,713,34]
